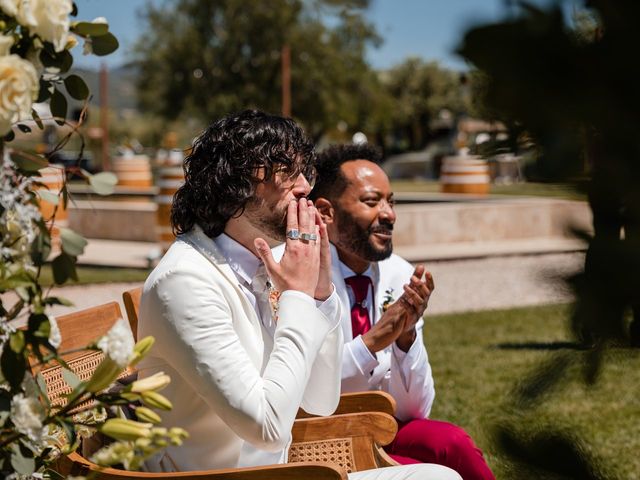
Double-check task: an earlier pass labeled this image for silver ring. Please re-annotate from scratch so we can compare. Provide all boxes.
[300,233,318,241]
[286,229,300,240]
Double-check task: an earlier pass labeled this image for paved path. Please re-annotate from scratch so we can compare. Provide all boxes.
[39,252,584,319]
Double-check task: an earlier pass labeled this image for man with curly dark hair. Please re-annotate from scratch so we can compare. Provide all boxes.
[137,110,460,480]
[310,143,495,480]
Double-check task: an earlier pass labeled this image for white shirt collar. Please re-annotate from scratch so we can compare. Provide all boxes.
[214,233,261,286]
[338,259,374,281]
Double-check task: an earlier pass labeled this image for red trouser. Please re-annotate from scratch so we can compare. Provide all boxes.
[384,418,495,480]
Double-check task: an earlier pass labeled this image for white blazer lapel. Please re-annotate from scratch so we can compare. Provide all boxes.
[181,226,263,338]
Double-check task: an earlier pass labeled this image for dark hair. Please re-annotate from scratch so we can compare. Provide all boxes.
[309,143,383,202]
[171,109,314,238]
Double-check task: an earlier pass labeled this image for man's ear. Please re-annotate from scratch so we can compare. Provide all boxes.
[314,197,335,225]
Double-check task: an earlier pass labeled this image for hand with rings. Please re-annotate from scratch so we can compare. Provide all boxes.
[255,197,330,299]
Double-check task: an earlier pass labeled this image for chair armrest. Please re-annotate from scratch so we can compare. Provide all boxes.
[292,412,397,446]
[297,391,396,419]
[61,452,346,479]
[291,412,397,472]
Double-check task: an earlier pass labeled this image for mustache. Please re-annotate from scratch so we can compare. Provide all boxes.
[370,224,394,234]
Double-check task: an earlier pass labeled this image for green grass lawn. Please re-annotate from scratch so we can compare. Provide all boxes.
[391,180,586,201]
[38,265,151,286]
[425,304,640,479]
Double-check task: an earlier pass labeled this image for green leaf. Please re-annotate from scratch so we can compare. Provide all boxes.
[10,444,35,475]
[12,152,49,172]
[62,367,81,389]
[90,32,119,56]
[88,171,118,195]
[59,227,88,257]
[39,48,73,73]
[64,74,90,100]
[72,21,109,37]
[36,78,52,103]
[50,89,68,125]
[9,331,25,353]
[28,313,50,339]
[17,124,31,133]
[1,346,26,390]
[36,372,50,404]
[43,468,66,480]
[31,108,44,130]
[51,252,78,284]
[1,271,34,290]
[37,189,59,205]
[43,296,73,306]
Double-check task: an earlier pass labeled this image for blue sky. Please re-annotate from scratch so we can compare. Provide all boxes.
[73,0,533,71]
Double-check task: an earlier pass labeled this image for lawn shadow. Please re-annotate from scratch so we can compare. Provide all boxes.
[494,341,586,351]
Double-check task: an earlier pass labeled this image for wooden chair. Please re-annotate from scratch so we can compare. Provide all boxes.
[44,301,398,479]
[123,285,143,342]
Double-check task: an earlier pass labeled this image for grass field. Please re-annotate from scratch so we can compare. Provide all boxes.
[38,265,151,286]
[425,304,640,479]
[391,180,586,201]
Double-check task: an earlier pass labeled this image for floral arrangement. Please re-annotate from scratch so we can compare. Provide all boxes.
[0,2,186,478]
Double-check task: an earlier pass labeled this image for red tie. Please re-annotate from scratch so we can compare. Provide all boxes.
[344,275,373,338]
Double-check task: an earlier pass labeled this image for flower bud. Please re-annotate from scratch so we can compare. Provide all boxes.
[135,406,161,424]
[129,336,155,366]
[86,357,122,393]
[130,372,170,393]
[168,427,189,445]
[99,418,152,442]
[119,392,140,402]
[140,391,173,411]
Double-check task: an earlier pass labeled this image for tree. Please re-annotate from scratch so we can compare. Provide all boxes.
[457,1,640,477]
[381,58,466,150]
[134,0,380,140]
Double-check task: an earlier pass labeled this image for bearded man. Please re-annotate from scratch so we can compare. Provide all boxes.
[137,111,460,480]
[309,143,495,480]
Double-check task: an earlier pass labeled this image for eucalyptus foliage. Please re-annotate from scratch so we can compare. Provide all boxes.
[0,2,185,477]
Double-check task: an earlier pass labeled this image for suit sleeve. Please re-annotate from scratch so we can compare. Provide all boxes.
[387,317,435,421]
[299,288,343,415]
[144,264,340,452]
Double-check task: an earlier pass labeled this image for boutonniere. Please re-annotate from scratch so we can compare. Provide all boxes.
[380,288,395,314]
[266,279,281,323]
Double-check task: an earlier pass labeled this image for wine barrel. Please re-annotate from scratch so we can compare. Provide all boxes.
[155,166,184,251]
[112,155,153,188]
[37,166,68,247]
[440,156,490,195]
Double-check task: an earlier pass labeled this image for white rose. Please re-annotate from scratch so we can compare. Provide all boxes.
[0,0,18,17]
[10,393,46,441]
[16,0,73,52]
[0,34,14,56]
[97,319,135,369]
[0,54,39,136]
[48,316,61,349]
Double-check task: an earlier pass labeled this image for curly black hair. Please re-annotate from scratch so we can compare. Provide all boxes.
[309,143,383,202]
[171,110,314,238]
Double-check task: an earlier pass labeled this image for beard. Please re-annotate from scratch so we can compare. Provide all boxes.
[334,209,393,262]
[244,197,288,242]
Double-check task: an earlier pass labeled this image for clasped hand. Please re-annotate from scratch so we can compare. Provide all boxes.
[362,265,434,354]
[254,198,332,300]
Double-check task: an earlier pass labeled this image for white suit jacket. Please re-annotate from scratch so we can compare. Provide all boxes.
[330,245,435,421]
[137,226,343,472]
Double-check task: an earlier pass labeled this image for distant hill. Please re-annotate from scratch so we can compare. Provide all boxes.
[69,64,139,113]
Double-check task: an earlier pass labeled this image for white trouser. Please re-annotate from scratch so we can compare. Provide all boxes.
[349,464,463,480]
